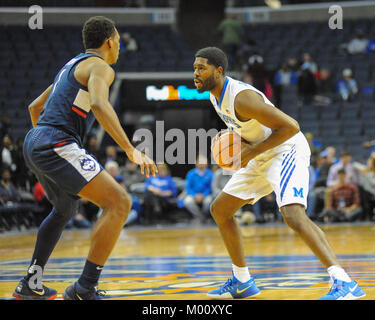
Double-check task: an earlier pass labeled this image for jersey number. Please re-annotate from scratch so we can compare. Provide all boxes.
[51,68,67,95]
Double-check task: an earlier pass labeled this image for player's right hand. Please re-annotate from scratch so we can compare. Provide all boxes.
[127,147,158,178]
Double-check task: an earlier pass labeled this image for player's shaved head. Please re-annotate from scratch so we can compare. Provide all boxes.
[195,47,228,75]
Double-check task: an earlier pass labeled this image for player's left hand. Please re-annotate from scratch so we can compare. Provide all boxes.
[127,147,158,178]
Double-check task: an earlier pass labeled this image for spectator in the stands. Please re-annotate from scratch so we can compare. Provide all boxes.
[315,150,335,187]
[301,53,318,74]
[336,68,358,101]
[13,138,33,190]
[286,57,299,72]
[318,169,362,222]
[274,63,298,87]
[346,29,369,55]
[120,32,138,53]
[217,14,243,69]
[354,154,375,220]
[183,154,213,222]
[298,62,317,105]
[327,150,358,188]
[326,146,339,164]
[305,132,322,161]
[273,62,298,106]
[307,164,317,218]
[104,145,118,165]
[255,193,279,223]
[119,158,145,189]
[311,149,339,218]
[142,163,178,225]
[246,54,270,95]
[316,68,335,94]
[0,167,20,204]
[105,160,123,183]
[312,67,335,106]
[363,139,375,150]
[1,135,16,173]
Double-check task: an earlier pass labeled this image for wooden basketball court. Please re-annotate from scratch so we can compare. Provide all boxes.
[1,223,375,300]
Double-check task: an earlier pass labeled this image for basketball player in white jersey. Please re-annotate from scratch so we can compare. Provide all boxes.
[193,47,365,300]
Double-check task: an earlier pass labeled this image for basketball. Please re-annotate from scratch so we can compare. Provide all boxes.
[211,129,242,170]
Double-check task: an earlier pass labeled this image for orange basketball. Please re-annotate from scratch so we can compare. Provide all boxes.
[211,129,242,170]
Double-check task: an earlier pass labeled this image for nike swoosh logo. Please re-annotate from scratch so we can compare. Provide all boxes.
[76,293,83,300]
[96,266,103,270]
[32,289,45,296]
[237,286,250,294]
[349,284,358,293]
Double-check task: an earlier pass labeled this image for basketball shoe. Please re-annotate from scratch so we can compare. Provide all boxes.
[207,273,260,299]
[63,281,106,300]
[318,279,366,300]
[12,278,57,300]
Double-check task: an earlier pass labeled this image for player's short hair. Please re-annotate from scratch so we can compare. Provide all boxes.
[195,47,228,75]
[82,16,116,50]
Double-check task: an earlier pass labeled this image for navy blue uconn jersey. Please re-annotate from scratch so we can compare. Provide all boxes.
[37,53,102,146]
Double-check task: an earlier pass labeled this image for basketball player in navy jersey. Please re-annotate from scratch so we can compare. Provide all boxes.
[12,16,157,300]
[193,47,365,300]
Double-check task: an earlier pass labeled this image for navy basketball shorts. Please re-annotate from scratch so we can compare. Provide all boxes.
[23,126,103,201]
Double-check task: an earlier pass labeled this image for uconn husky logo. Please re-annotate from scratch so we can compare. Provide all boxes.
[293,187,304,198]
[78,156,96,171]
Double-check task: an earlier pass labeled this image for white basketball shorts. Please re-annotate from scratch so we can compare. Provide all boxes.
[223,132,311,209]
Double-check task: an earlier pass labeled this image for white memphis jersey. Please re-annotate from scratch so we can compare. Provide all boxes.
[209,76,273,144]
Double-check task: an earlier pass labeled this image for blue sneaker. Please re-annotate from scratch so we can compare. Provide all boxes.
[207,273,260,299]
[318,279,366,300]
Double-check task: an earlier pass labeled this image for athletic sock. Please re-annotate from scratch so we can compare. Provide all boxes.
[24,208,67,282]
[232,264,251,283]
[327,265,352,283]
[78,260,104,290]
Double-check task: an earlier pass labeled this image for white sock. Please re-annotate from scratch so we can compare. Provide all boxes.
[232,264,251,283]
[327,265,351,283]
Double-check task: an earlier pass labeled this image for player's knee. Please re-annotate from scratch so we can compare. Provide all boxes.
[210,200,225,222]
[117,190,132,216]
[281,204,306,232]
[104,188,132,221]
[54,200,79,224]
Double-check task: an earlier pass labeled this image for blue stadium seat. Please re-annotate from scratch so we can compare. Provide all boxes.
[300,122,320,135]
[320,121,341,137]
[362,108,375,119]
[322,135,347,147]
[342,126,363,137]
